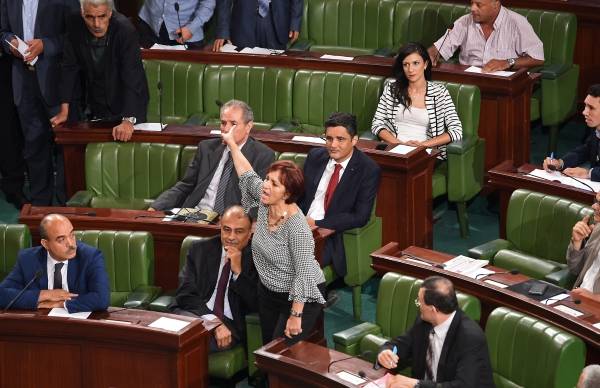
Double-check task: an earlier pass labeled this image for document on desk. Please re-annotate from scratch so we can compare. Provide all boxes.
[336,371,366,385]
[291,135,326,144]
[149,316,191,332]
[239,47,284,55]
[593,322,600,329]
[464,66,514,77]
[443,255,489,277]
[321,54,354,61]
[219,43,239,53]
[527,169,600,192]
[149,43,186,51]
[388,144,432,155]
[134,123,166,131]
[48,308,91,319]
[553,304,584,317]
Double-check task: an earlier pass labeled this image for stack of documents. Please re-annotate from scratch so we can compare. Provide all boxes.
[443,255,490,278]
[527,169,600,192]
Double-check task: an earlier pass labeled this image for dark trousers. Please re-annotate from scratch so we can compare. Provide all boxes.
[137,19,205,50]
[255,8,286,50]
[172,308,240,353]
[258,281,325,346]
[16,69,65,205]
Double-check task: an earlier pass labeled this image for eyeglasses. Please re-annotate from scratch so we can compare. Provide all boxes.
[414,298,421,308]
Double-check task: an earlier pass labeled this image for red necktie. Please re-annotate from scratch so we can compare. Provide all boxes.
[324,164,342,211]
[213,260,231,319]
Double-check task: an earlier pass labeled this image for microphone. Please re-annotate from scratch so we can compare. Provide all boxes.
[434,23,454,66]
[475,269,520,280]
[3,269,43,313]
[358,370,382,387]
[173,3,188,49]
[327,350,373,373]
[157,81,164,130]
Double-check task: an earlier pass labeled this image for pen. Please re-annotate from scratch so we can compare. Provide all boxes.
[392,345,397,355]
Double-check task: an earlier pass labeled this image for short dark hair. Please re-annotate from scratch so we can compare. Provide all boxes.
[421,276,458,314]
[588,84,600,98]
[267,160,305,204]
[324,112,358,137]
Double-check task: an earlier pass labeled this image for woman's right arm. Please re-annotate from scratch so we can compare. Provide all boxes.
[371,80,398,142]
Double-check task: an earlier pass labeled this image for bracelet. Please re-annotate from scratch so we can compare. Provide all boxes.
[289,308,303,318]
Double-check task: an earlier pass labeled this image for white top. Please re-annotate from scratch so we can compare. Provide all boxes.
[306,155,352,221]
[46,254,69,291]
[394,106,429,143]
[429,311,456,381]
[580,251,600,292]
[203,248,238,321]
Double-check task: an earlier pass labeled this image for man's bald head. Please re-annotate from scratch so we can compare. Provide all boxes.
[40,214,77,261]
[421,276,458,314]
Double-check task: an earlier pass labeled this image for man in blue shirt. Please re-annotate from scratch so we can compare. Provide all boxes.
[138,0,215,49]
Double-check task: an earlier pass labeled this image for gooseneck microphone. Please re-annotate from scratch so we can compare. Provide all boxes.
[358,370,382,387]
[173,3,188,49]
[3,270,43,313]
[475,269,520,280]
[434,24,454,66]
[327,350,373,373]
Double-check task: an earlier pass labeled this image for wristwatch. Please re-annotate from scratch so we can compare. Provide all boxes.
[122,116,136,125]
[289,308,303,317]
[507,58,516,69]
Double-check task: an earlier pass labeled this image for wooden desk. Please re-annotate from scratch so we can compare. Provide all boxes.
[254,338,386,388]
[0,307,211,388]
[18,205,332,290]
[370,243,600,363]
[54,124,436,249]
[141,49,535,170]
[488,160,594,237]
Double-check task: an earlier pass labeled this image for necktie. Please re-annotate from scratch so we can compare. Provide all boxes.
[53,263,64,290]
[324,164,342,211]
[258,0,270,18]
[213,152,233,215]
[213,260,231,320]
[425,329,435,380]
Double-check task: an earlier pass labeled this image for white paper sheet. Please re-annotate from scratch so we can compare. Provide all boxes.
[527,169,600,192]
[540,293,570,305]
[101,319,133,325]
[6,36,38,65]
[554,304,584,317]
[404,257,433,266]
[321,54,354,61]
[593,322,600,329]
[219,43,239,53]
[150,43,186,51]
[484,279,509,288]
[148,316,191,332]
[134,123,166,131]
[335,371,366,385]
[464,66,514,77]
[291,135,326,144]
[388,144,416,155]
[48,308,91,319]
[239,47,284,55]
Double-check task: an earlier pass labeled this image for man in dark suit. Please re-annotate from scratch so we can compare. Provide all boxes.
[149,100,275,214]
[0,214,110,313]
[50,0,149,143]
[1,0,76,205]
[299,112,380,278]
[212,0,303,51]
[543,84,600,180]
[170,206,258,352]
[377,276,494,388]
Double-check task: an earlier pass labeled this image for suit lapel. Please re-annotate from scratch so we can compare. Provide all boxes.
[206,239,223,291]
[14,0,25,39]
[37,249,48,290]
[67,254,80,292]
[436,311,461,380]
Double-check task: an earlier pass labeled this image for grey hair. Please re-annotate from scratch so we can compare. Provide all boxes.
[581,365,600,388]
[220,100,254,124]
[80,0,114,10]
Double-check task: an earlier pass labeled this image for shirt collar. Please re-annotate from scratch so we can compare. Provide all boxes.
[47,252,69,268]
[328,151,353,169]
[433,310,456,339]
[493,6,508,30]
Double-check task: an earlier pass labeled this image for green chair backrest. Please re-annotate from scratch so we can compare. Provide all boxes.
[393,1,455,49]
[299,0,396,50]
[506,189,592,265]
[180,145,198,179]
[75,230,155,306]
[0,224,31,280]
[85,142,182,201]
[277,152,308,169]
[144,60,205,123]
[292,70,384,134]
[486,307,585,388]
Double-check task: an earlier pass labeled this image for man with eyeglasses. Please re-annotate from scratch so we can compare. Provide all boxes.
[567,191,600,302]
[377,276,494,388]
[299,112,381,288]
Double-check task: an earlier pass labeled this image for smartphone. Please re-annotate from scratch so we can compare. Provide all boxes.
[528,283,548,296]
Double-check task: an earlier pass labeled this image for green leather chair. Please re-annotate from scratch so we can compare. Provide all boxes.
[0,224,31,281]
[66,142,182,209]
[486,307,585,388]
[468,189,592,288]
[332,272,481,361]
[75,230,160,308]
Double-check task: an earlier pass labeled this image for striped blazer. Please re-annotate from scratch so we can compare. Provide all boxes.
[371,80,463,159]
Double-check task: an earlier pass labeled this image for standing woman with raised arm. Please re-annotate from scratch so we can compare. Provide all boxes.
[221,124,326,345]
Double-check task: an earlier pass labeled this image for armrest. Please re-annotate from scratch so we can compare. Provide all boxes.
[544,268,577,289]
[332,322,381,347]
[288,39,313,52]
[184,112,210,126]
[373,47,394,57]
[66,190,93,207]
[148,294,175,312]
[468,239,512,261]
[446,137,478,155]
[538,64,572,80]
[359,131,376,140]
[123,285,162,309]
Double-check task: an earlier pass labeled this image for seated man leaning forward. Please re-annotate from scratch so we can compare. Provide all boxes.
[148,100,275,216]
[427,0,544,72]
[170,205,258,352]
[0,214,110,313]
[377,276,494,388]
[543,84,600,181]
[299,112,381,278]
[567,191,600,302]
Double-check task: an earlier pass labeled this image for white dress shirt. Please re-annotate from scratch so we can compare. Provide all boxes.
[306,154,352,220]
[46,254,69,291]
[581,252,600,292]
[429,311,456,381]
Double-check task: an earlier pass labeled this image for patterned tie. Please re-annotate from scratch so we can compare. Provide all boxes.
[324,164,342,211]
[53,263,64,290]
[213,260,231,319]
[425,329,435,380]
[213,152,233,215]
[258,0,270,18]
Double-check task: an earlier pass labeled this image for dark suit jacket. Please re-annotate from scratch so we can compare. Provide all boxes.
[0,242,110,313]
[383,310,495,388]
[151,137,275,211]
[170,236,258,341]
[562,133,600,181]
[59,11,148,122]
[216,0,303,48]
[0,0,78,107]
[299,147,380,276]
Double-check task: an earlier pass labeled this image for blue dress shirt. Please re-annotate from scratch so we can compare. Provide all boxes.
[139,0,215,43]
[22,0,39,42]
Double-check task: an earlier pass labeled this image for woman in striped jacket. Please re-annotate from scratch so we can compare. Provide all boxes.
[371,42,462,160]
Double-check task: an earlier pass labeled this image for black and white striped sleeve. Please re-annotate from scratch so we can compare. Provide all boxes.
[371,80,398,138]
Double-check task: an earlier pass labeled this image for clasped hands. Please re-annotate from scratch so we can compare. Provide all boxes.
[37,289,78,309]
[8,37,43,64]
